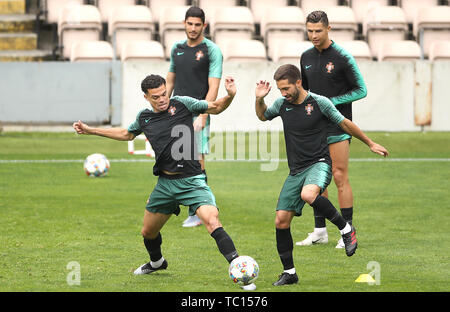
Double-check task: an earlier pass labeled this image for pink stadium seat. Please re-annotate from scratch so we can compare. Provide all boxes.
[97,0,136,23]
[222,39,267,62]
[121,40,165,61]
[414,6,450,58]
[45,0,83,24]
[363,6,408,57]
[249,0,289,24]
[351,0,389,24]
[377,40,421,61]
[300,0,340,16]
[70,40,114,62]
[260,6,305,61]
[429,41,450,61]
[211,6,254,48]
[58,5,102,59]
[108,5,154,59]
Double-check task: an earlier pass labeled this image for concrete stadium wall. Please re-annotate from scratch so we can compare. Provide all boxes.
[0,61,122,125]
[121,60,450,132]
[0,60,448,131]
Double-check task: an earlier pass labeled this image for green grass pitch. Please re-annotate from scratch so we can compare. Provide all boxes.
[0,131,449,292]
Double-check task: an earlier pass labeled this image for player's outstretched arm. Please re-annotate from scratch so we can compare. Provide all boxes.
[255,80,271,121]
[339,119,389,157]
[205,76,236,115]
[73,120,135,141]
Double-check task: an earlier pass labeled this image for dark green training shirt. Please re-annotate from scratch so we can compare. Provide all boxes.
[127,96,208,179]
[300,41,367,137]
[169,37,223,100]
[264,92,345,175]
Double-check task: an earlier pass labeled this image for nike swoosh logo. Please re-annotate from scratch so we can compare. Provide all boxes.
[305,65,312,69]
[286,107,293,111]
[145,119,150,123]
[312,239,322,244]
[177,52,184,55]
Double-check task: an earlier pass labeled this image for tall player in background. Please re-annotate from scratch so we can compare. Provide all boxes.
[166,6,223,228]
[297,11,368,248]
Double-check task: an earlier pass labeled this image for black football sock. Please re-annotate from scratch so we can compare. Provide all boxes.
[143,233,162,262]
[340,207,353,225]
[311,196,347,230]
[211,227,238,263]
[314,215,326,228]
[202,169,208,184]
[276,227,294,271]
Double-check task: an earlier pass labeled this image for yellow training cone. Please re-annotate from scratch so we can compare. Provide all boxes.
[355,274,376,283]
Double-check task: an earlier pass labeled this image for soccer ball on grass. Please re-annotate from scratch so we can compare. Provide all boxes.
[84,153,110,177]
[229,256,259,285]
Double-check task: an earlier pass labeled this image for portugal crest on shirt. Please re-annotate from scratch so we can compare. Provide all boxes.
[168,106,176,116]
[195,50,204,61]
[305,104,314,115]
[326,62,334,73]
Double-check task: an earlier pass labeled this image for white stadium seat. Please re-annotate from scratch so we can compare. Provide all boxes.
[325,6,358,42]
[350,0,389,24]
[429,41,450,61]
[159,6,190,59]
[272,41,313,64]
[97,0,136,23]
[338,40,372,62]
[249,0,289,24]
[300,0,340,16]
[147,0,187,24]
[197,0,238,24]
[400,0,439,24]
[45,0,83,24]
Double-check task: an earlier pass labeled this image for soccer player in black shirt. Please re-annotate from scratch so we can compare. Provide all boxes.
[297,10,368,249]
[255,64,388,286]
[73,75,244,285]
[166,7,223,228]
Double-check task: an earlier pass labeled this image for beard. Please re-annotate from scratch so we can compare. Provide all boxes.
[287,89,300,103]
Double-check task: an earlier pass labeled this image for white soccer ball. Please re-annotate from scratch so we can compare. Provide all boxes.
[229,256,259,285]
[83,153,110,177]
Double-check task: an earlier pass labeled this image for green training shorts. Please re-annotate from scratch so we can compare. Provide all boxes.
[276,162,332,216]
[146,174,216,216]
[327,133,351,145]
[194,114,210,155]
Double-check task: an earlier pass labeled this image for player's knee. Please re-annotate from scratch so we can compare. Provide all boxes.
[332,168,348,188]
[300,190,316,205]
[141,227,157,240]
[275,215,290,229]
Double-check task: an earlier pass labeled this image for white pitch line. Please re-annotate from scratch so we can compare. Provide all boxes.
[0,158,449,164]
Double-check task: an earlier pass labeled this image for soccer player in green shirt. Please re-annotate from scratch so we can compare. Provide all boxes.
[255,64,388,286]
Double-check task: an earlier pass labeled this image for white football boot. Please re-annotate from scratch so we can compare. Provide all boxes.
[335,237,345,249]
[295,230,328,246]
[182,215,203,227]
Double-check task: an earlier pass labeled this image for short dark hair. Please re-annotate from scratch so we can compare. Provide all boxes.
[306,10,329,27]
[273,64,301,84]
[141,74,165,94]
[185,6,205,24]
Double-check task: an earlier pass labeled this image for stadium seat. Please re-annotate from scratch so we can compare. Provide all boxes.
[108,5,154,59]
[197,0,238,24]
[400,0,439,24]
[337,40,372,62]
[429,41,450,61]
[222,39,267,62]
[414,6,450,58]
[272,41,313,64]
[121,40,165,61]
[325,6,358,42]
[147,0,187,24]
[97,0,136,23]
[261,7,305,60]
[363,6,408,57]
[45,0,83,24]
[159,6,190,59]
[248,0,289,24]
[377,40,421,61]
[350,0,389,24]
[70,40,114,62]
[210,6,255,48]
[58,5,102,59]
[299,0,340,16]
